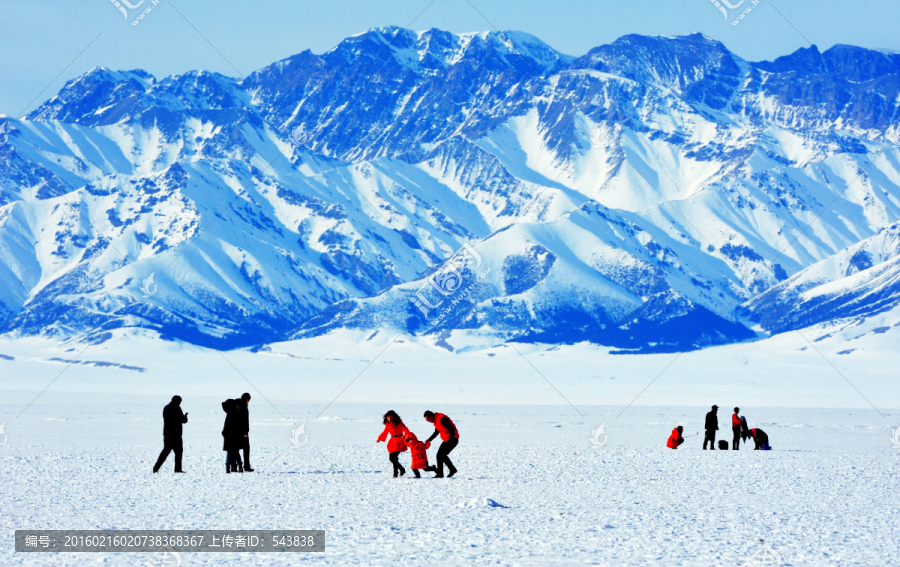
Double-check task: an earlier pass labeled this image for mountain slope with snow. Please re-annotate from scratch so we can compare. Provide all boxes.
[742,222,900,333]
[2,29,900,349]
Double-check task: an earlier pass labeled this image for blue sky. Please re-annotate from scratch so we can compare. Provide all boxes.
[2,0,898,116]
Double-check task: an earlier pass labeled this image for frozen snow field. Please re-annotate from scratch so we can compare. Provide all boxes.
[0,330,898,566]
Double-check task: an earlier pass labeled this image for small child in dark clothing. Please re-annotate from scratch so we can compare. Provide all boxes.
[403,432,436,478]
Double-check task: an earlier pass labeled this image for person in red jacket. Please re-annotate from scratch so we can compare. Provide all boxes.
[403,431,436,478]
[667,426,684,449]
[377,410,409,477]
[748,428,770,450]
[731,407,742,450]
[424,410,458,478]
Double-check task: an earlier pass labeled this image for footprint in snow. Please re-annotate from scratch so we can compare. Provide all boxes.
[459,498,508,508]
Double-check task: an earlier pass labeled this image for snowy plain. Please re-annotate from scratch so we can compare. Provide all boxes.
[1,317,898,566]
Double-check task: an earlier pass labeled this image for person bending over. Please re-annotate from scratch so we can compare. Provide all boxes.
[424,411,458,478]
[748,428,770,450]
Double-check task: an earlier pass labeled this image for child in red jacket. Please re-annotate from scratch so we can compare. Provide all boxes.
[403,431,436,478]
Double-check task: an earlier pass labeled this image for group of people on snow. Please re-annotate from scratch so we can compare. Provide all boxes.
[667,405,770,451]
[377,410,459,478]
[154,396,775,475]
[152,396,461,478]
[153,393,255,473]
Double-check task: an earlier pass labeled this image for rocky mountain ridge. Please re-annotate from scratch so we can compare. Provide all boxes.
[2,28,899,350]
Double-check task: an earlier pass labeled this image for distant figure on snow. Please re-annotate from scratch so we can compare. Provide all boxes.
[667,426,685,449]
[222,398,243,473]
[424,411,458,478]
[748,427,770,450]
[731,407,742,450]
[703,405,719,450]
[403,431,437,478]
[153,395,188,473]
[377,410,409,477]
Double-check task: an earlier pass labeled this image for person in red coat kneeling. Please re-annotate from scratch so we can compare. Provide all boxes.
[748,428,770,450]
[667,426,685,449]
[377,410,410,477]
[403,431,436,478]
[424,410,458,478]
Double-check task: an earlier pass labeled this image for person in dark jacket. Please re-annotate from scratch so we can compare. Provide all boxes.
[703,405,719,450]
[153,396,188,473]
[732,407,742,450]
[424,410,458,478]
[748,428,770,450]
[222,398,243,473]
[236,393,253,472]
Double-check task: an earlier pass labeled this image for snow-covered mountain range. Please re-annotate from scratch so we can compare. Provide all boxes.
[2,28,900,351]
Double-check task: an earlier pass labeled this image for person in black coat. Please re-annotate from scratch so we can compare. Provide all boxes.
[703,405,719,450]
[236,393,253,472]
[222,398,243,473]
[153,396,188,473]
[221,393,253,473]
